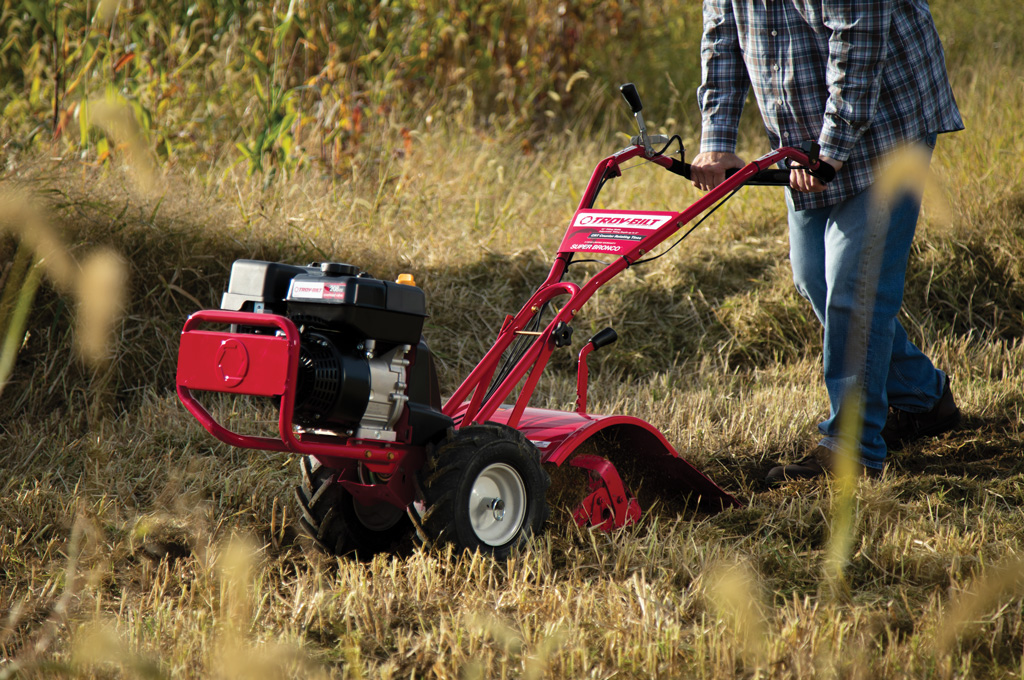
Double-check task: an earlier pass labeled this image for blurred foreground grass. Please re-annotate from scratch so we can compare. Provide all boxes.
[2,1,1024,678]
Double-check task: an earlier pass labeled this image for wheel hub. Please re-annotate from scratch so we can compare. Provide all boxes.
[469,463,526,546]
[488,498,506,521]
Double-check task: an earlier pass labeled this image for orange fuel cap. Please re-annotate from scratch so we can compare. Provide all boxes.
[396,273,416,286]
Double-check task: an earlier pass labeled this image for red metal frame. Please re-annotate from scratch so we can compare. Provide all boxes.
[443,145,821,428]
[575,340,597,415]
[176,142,818,526]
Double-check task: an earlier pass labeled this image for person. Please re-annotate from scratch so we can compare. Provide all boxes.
[690,0,964,483]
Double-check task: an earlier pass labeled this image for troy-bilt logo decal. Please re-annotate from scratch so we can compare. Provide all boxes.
[573,212,673,229]
[291,281,324,298]
[558,210,677,255]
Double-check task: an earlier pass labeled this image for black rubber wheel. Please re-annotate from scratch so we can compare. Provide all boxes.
[294,456,413,559]
[419,423,550,559]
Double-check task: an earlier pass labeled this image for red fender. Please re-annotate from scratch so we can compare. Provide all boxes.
[452,404,742,512]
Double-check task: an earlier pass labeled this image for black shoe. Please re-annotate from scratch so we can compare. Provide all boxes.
[882,378,961,450]
[765,445,882,486]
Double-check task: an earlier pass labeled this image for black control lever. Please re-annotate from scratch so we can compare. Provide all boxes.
[589,327,618,351]
[619,83,643,114]
[799,140,820,165]
[619,83,653,157]
[792,141,836,182]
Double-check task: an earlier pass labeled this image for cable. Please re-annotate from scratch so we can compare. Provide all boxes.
[482,302,550,403]
[656,135,684,159]
[630,185,743,267]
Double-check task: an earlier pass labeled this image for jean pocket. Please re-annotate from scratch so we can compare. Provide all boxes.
[923,132,938,149]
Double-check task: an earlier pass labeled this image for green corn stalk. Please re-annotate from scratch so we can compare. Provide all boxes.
[0,244,44,401]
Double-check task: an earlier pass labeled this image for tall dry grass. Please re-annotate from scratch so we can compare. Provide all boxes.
[2,0,1024,678]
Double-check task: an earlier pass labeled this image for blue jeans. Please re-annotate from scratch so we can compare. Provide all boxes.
[786,135,945,468]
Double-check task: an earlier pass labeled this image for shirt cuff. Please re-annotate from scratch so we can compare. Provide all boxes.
[817,120,857,163]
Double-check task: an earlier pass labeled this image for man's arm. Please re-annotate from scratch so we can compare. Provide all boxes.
[693,0,750,191]
[818,1,894,164]
[792,2,892,193]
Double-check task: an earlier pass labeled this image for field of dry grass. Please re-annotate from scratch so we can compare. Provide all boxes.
[3,1,1024,678]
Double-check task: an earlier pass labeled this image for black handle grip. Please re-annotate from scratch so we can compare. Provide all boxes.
[619,83,643,114]
[808,160,836,183]
[724,163,836,185]
[725,167,790,186]
[667,158,692,178]
[589,327,618,351]
[665,158,835,186]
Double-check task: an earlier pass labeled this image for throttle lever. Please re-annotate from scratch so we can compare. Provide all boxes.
[799,140,821,165]
[792,140,836,182]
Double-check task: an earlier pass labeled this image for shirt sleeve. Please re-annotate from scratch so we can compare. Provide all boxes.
[818,1,894,162]
[697,0,750,154]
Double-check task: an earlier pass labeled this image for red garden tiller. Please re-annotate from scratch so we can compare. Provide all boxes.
[176,85,835,558]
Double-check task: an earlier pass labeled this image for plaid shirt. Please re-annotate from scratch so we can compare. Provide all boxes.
[697,0,964,210]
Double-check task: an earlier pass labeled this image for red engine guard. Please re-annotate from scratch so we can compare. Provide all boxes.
[175,309,419,477]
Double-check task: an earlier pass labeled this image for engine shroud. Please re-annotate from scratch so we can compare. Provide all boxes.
[221,259,427,343]
[219,259,450,445]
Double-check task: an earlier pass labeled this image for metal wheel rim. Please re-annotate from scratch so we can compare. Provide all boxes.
[469,463,527,546]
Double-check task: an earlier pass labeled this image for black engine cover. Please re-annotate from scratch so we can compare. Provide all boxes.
[286,271,426,345]
[220,259,427,345]
[218,259,451,445]
[293,332,370,428]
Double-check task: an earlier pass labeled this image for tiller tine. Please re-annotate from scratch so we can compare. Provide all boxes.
[569,454,641,531]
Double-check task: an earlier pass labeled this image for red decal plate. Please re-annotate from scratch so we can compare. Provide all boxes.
[558,210,678,255]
